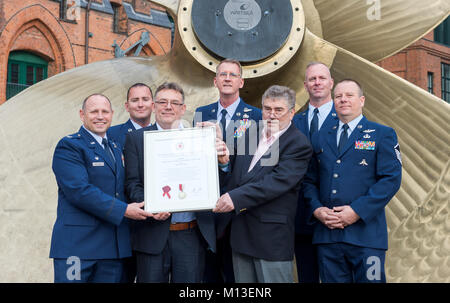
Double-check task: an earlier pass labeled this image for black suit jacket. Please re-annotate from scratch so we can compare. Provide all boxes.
[123,124,216,254]
[223,123,312,261]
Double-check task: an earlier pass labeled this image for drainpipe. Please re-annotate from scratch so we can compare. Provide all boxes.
[85,0,93,64]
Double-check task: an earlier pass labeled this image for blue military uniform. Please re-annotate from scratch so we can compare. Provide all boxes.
[50,126,131,282]
[194,99,262,283]
[303,116,402,282]
[292,105,338,283]
[108,119,136,149]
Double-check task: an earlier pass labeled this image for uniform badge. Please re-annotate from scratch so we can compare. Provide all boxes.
[234,119,251,138]
[236,112,241,117]
[244,108,252,112]
[394,143,402,165]
[332,113,336,117]
[212,109,216,113]
[355,141,375,150]
[359,159,368,166]
[92,162,104,167]
[94,156,99,160]
[243,114,249,119]
[363,134,371,139]
[122,154,125,167]
[363,129,376,133]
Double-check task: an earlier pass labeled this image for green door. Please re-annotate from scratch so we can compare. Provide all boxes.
[6,51,48,100]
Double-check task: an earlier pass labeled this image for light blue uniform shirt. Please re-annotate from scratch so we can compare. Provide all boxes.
[308,100,333,132]
[217,97,241,127]
[336,114,364,146]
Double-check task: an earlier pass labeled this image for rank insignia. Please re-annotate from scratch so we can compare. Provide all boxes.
[234,119,251,138]
[128,128,133,132]
[355,141,375,150]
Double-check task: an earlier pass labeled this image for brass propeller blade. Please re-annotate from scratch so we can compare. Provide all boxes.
[313,0,450,61]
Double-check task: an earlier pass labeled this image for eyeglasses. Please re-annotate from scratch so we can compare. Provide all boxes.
[154,99,184,107]
[262,106,293,118]
[218,72,241,79]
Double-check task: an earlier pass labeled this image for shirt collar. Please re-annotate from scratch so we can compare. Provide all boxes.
[155,121,184,130]
[308,100,333,118]
[217,97,241,119]
[82,126,106,146]
[339,114,363,133]
[130,119,151,130]
[263,122,291,141]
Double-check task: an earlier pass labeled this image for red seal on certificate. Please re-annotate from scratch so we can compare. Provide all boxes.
[162,185,171,199]
[178,184,186,199]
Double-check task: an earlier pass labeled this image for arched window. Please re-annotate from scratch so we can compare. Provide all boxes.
[6,51,48,100]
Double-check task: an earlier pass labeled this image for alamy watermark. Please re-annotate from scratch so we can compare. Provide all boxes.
[367,0,381,21]
[66,256,81,281]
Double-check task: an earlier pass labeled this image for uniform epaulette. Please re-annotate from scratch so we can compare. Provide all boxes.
[66,133,81,139]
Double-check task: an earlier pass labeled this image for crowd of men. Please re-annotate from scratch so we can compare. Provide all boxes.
[49,59,402,283]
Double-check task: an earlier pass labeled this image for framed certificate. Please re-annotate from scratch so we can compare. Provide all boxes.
[144,126,220,213]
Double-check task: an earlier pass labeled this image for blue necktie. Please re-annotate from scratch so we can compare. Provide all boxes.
[102,138,116,166]
[220,109,228,141]
[310,108,319,136]
[338,124,349,153]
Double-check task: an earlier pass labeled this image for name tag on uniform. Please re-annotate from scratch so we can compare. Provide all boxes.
[92,162,105,167]
[355,141,375,150]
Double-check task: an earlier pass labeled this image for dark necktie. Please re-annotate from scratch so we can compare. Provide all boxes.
[338,124,349,153]
[310,108,319,136]
[220,109,228,142]
[102,138,116,165]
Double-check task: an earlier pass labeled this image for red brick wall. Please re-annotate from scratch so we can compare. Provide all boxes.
[0,0,172,104]
[377,30,450,100]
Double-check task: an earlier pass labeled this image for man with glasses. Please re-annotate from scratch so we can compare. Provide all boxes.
[195,59,261,283]
[213,85,312,283]
[123,82,216,282]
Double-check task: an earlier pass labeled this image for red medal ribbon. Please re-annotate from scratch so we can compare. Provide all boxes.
[162,185,171,199]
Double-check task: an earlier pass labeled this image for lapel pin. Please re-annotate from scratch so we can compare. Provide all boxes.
[95,156,99,160]
[333,126,337,130]
[236,112,241,117]
[332,113,336,117]
[357,125,362,129]
[359,159,368,166]
[128,128,133,132]
[90,141,95,145]
[212,109,216,113]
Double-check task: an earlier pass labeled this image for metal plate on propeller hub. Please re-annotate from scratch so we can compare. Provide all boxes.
[192,0,293,62]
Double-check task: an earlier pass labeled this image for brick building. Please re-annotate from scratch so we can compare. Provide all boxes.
[0,1,448,105]
[377,17,450,103]
[0,0,173,103]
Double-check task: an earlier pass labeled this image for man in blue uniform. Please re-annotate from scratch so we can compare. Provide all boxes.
[292,62,338,283]
[107,83,153,283]
[303,79,402,282]
[194,59,262,283]
[50,93,152,283]
[108,83,153,148]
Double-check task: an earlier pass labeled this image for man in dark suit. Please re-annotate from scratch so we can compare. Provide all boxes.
[50,94,152,283]
[124,82,216,283]
[108,83,153,148]
[214,85,313,282]
[195,59,261,283]
[303,79,402,282]
[292,62,338,282]
[107,83,153,283]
